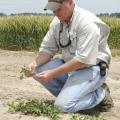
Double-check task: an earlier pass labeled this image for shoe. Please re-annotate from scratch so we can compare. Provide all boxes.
[96,83,114,112]
[78,108,100,116]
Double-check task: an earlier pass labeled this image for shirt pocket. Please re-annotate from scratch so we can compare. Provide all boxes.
[69,32,77,54]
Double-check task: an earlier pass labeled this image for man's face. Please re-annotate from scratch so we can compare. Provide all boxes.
[53,0,72,22]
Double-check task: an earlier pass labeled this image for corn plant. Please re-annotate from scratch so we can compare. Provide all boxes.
[0,16,120,50]
[0,15,52,50]
[100,16,120,49]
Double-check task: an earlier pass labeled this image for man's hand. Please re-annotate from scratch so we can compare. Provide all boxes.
[34,70,55,83]
[25,67,35,77]
[26,61,37,77]
[25,52,53,78]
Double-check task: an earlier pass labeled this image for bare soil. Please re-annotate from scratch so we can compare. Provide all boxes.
[0,49,120,120]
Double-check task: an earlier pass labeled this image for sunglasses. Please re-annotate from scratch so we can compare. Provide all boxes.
[59,22,71,48]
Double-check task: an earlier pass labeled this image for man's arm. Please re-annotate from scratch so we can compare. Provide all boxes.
[35,59,89,82]
[50,59,89,76]
[33,51,53,67]
[27,51,53,77]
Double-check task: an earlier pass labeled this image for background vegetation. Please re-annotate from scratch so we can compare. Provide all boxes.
[0,15,52,50]
[101,16,120,49]
[0,15,120,52]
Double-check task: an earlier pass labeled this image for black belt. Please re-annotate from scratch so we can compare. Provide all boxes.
[97,61,108,77]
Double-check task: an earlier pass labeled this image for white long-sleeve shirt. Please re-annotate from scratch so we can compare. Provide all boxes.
[39,5,111,65]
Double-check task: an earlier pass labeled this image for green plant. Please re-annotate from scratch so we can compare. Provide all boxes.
[8,100,61,120]
[100,16,120,49]
[7,100,107,120]
[20,65,29,79]
[71,114,105,120]
[0,16,120,51]
[0,16,52,51]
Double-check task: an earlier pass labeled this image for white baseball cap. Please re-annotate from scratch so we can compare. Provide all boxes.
[44,0,65,11]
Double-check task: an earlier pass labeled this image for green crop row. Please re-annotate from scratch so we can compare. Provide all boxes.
[0,16,119,51]
[100,16,120,49]
[0,15,52,50]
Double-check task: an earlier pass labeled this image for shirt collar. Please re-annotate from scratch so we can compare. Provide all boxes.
[62,4,76,28]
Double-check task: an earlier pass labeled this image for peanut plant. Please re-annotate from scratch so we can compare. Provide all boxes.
[20,66,31,79]
[8,100,61,120]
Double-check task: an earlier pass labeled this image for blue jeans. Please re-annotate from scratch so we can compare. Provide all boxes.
[34,58,107,112]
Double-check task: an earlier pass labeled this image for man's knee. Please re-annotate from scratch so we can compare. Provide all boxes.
[54,100,76,113]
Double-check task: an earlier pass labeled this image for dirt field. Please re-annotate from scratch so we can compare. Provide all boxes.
[0,49,120,120]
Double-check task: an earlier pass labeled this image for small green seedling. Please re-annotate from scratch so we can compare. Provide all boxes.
[20,66,30,79]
